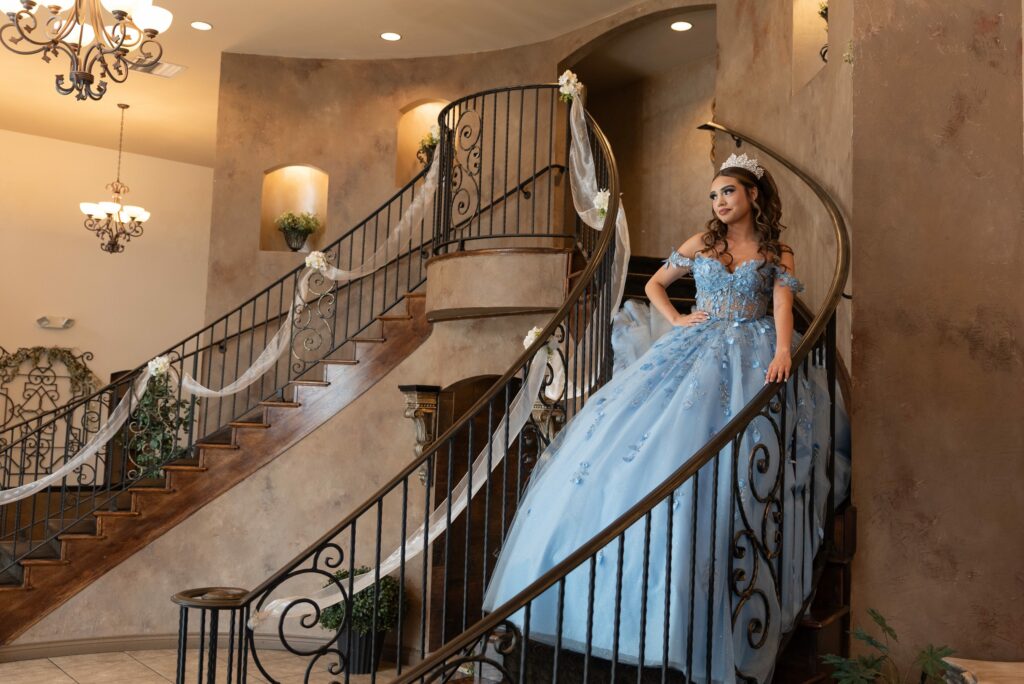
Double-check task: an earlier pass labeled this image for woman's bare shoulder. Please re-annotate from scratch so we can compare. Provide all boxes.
[676,232,709,259]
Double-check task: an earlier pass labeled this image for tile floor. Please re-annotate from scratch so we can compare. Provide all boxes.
[0,649,398,684]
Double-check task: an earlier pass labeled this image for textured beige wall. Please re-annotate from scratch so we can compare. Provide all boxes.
[584,56,717,259]
[714,0,854,361]
[202,0,716,323]
[0,128,213,382]
[425,250,569,313]
[850,0,1024,660]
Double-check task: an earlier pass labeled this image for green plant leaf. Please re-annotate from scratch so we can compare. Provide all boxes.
[867,608,899,642]
[916,644,955,681]
[852,627,889,654]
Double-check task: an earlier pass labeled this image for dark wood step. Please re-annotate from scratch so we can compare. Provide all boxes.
[195,441,240,450]
[289,379,330,387]
[259,400,301,409]
[321,358,359,366]
[351,336,386,344]
[228,420,271,430]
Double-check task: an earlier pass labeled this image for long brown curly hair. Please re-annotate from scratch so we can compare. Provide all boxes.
[700,165,793,274]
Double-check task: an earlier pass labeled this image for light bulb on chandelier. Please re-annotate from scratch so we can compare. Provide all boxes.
[0,0,173,101]
[80,103,151,253]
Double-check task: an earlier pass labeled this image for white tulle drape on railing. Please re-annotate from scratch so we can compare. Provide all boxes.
[250,90,631,629]
[0,161,441,507]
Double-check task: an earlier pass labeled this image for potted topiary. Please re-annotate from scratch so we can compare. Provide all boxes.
[276,211,320,251]
[319,567,403,674]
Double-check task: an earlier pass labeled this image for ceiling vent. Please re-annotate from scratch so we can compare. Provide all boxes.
[129,61,187,78]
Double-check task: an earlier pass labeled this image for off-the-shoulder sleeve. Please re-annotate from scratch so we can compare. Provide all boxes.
[662,249,693,271]
[774,270,805,293]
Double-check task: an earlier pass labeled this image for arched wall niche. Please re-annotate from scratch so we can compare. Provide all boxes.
[259,163,330,252]
[559,5,718,258]
[395,99,449,186]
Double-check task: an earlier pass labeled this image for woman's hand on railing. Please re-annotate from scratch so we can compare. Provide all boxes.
[765,352,793,384]
[671,310,709,327]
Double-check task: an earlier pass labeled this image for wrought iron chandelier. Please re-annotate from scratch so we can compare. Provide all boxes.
[0,0,173,101]
[80,103,151,253]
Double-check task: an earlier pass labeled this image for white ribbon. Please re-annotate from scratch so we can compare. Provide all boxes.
[250,90,631,630]
[0,161,441,505]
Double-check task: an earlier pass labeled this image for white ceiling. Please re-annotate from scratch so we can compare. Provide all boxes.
[0,0,643,166]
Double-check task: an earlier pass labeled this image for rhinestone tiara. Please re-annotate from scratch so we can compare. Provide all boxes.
[720,152,764,179]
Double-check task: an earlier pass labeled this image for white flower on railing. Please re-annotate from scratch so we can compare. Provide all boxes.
[558,70,582,103]
[305,250,328,272]
[594,188,611,219]
[147,355,171,377]
[523,326,555,356]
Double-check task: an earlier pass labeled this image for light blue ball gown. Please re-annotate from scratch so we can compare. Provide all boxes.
[482,251,851,683]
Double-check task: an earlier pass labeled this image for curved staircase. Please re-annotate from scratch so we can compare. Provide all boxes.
[1,83,852,684]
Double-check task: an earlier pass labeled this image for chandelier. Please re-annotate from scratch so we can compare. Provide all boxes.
[80,103,151,253]
[0,0,173,101]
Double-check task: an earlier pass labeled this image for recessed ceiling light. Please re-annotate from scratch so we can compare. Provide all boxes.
[190,21,213,31]
[380,32,402,41]
[670,21,693,32]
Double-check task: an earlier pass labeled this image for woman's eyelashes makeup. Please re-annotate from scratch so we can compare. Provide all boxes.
[708,186,736,201]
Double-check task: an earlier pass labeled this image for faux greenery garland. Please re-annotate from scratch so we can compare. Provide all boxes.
[0,346,100,399]
[319,566,403,636]
[123,372,194,477]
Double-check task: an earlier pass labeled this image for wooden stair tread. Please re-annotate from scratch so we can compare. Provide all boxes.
[57,533,105,542]
[289,379,330,387]
[378,313,413,321]
[162,463,208,472]
[195,441,239,450]
[93,510,139,518]
[228,421,271,429]
[352,336,386,344]
[259,400,301,408]
[404,291,426,298]
[321,358,359,365]
[21,557,69,567]
[128,486,175,495]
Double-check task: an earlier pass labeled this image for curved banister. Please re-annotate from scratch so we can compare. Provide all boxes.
[169,83,622,683]
[0,84,574,590]
[244,109,617,604]
[392,120,851,683]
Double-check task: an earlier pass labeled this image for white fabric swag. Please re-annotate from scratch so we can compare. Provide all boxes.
[250,92,631,629]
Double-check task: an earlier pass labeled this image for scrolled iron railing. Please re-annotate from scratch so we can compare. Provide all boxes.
[0,85,571,587]
[170,84,617,683]
[389,123,851,684]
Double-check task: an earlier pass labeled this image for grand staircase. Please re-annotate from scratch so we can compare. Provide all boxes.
[1,84,851,683]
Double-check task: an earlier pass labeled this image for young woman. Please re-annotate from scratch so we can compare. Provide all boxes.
[482,153,851,682]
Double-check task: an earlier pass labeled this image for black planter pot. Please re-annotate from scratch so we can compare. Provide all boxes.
[282,229,309,251]
[338,627,387,674]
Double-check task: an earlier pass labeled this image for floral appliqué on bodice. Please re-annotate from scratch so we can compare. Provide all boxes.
[664,250,804,322]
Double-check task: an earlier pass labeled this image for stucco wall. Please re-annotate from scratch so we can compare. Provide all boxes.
[584,56,718,259]
[0,128,213,383]
[850,0,1024,660]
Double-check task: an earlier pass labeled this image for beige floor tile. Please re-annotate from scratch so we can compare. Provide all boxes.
[49,651,170,683]
[0,658,77,684]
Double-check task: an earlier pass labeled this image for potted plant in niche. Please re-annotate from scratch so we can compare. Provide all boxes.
[417,124,440,167]
[276,211,321,251]
[319,567,403,674]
